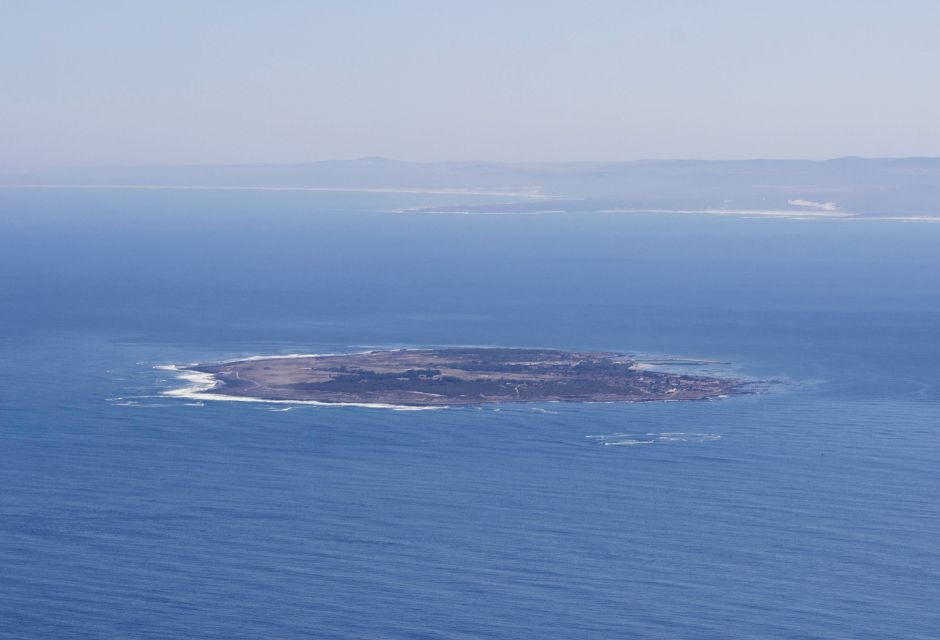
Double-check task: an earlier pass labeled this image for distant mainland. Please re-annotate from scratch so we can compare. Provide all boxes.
[5,156,940,220]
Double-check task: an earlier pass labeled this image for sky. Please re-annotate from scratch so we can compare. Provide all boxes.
[2,0,939,169]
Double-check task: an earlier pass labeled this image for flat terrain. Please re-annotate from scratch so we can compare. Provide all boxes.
[13,157,940,218]
[191,348,745,406]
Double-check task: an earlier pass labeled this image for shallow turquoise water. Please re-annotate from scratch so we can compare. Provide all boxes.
[1,189,939,638]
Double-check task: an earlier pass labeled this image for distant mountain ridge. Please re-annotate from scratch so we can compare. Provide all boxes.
[5,157,940,216]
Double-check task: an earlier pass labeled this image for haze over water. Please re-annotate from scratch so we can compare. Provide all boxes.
[2,189,939,638]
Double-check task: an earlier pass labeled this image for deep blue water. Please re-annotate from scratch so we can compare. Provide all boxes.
[1,188,939,639]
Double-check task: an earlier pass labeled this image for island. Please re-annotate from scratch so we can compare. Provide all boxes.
[184,348,747,407]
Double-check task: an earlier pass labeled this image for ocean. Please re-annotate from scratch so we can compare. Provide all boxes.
[1,188,939,639]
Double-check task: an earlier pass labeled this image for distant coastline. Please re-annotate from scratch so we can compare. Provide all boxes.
[0,183,548,198]
[6,157,940,220]
[9,183,933,221]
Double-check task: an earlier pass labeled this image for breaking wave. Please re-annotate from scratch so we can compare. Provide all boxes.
[586,432,721,446]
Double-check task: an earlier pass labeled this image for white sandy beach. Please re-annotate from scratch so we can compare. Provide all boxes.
[156,364,443,411]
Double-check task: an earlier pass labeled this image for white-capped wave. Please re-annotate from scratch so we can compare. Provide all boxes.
[588,432,721,446]
[603,439,655,446]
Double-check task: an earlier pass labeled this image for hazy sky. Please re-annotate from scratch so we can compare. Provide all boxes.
[2,0,939,168]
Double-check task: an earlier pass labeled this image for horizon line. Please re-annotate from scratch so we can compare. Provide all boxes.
[4,155,940,174]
